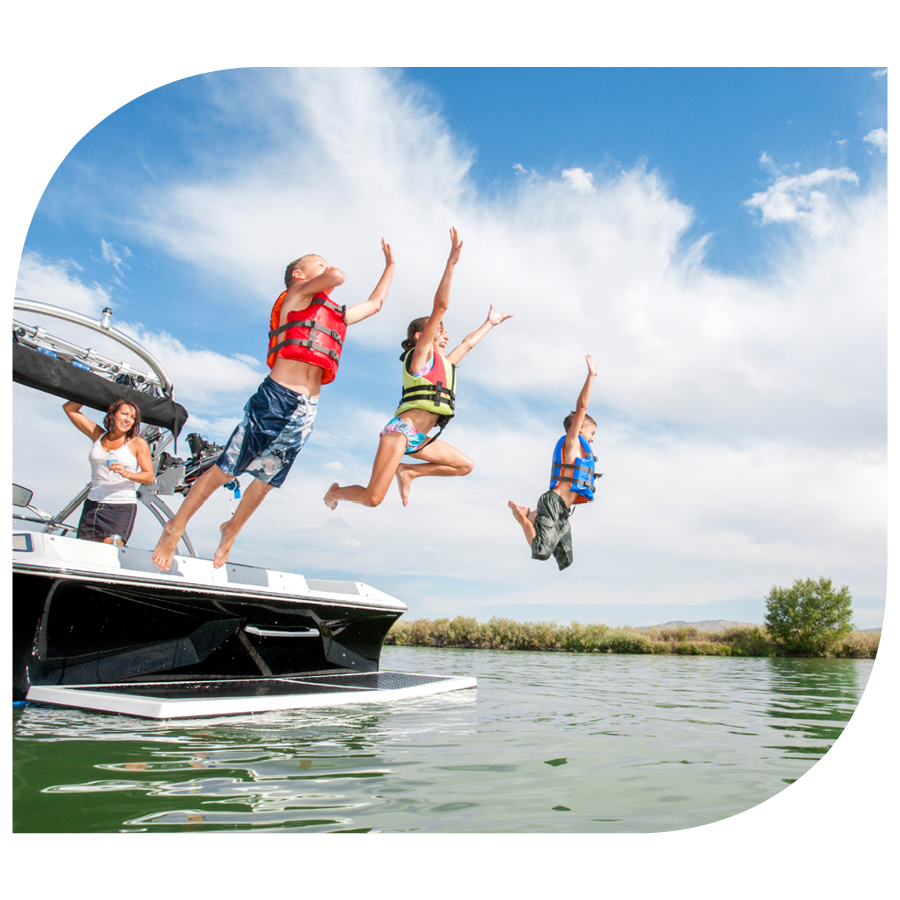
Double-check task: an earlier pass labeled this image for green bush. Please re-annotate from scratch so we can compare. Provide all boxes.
[669,641,731,656]
[726,625,774,657]
[606,630,652,654]
[833,630,880,659]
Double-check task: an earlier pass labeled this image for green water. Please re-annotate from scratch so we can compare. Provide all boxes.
[12,647,872,833]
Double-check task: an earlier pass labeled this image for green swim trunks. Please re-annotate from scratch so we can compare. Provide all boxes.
[531,490,574,570]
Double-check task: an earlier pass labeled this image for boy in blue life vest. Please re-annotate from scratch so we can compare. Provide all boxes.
[508,354,598,570]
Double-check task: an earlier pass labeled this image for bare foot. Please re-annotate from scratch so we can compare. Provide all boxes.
[324,483,340,510]
[508,500,538,544]
[396,465,414,507]
[508,500,531,525]
[213,521,236,569]
[152,523,183,571]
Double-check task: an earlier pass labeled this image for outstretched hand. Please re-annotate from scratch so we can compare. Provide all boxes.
[447,226,463,265]
[381,237,394,267]
[586,354,597,377]
[487,305,513,327]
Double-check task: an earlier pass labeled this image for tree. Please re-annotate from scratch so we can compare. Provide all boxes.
[764,577,853,656]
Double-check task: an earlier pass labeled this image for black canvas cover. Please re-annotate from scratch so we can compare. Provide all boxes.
[13,340,188,436]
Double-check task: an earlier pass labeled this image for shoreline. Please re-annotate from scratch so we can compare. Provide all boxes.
[386,617,879,659]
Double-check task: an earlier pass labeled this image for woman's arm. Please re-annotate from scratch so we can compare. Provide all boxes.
[63,401,104,442]
[110,437,155,484]
[345,239,395,325]
[446,305,513,365]
[410,228,463,372]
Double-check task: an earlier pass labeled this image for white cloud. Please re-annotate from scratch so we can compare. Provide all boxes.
[863,127,887,154]
[561,167,595,194]
[324,461,344,471]
[100,239,133,275]
[513,163,540,181]
[743,155,859,233]
[872,68,887,79]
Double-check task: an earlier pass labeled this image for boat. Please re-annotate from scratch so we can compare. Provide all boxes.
[12,298,475,718]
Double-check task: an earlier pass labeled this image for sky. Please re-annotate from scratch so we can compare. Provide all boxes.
[10,67,889,630]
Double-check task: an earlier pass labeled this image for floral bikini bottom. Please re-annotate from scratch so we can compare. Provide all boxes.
[380,416,429,455]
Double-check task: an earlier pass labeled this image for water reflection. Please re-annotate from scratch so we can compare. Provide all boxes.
[764,658,862,763]
[13,650,873,833]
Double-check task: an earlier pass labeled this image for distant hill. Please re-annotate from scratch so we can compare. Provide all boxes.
[639,620,761,632]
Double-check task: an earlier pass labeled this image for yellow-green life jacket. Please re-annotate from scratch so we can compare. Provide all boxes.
[395,349,457,419]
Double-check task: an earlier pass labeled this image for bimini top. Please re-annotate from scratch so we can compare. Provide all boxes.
[13,298,189,437]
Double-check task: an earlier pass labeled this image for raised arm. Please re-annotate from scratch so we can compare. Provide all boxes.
[409,228,463,371]
[562,354,598,460]
[288,265,346,303]
[345,239,395,326]
[63,401,104,442]
[446,305,513,365]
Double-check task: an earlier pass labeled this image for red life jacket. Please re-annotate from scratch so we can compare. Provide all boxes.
[267,291,347,385]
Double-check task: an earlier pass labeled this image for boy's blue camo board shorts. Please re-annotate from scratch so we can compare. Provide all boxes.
[531,490,574,571]
[217,377,318,488]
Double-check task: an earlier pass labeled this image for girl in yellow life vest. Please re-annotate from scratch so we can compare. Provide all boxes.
[325,227,512,510]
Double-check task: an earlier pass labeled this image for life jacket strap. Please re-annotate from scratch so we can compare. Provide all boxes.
[400,381,455,411]
[551,460,597,490]
[269,319,344,343]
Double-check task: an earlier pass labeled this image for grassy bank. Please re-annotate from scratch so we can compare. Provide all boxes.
[386,617,879,659]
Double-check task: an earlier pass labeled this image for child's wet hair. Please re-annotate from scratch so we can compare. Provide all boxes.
[284,254,321,289]
[400,316,431,359]
[563,411,597,432]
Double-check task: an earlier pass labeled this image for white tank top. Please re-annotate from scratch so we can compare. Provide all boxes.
[87,438,140,504]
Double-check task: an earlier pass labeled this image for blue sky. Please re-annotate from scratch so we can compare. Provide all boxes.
[11,67,888,629]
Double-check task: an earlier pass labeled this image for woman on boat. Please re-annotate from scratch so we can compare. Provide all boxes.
[62,398,154,545]
[324,227,512,509]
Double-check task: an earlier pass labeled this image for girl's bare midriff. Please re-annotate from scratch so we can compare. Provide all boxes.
[397,407,440,435]
[268,357,325,397]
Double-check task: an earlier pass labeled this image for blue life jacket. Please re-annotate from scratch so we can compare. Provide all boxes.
[549,434,597,504]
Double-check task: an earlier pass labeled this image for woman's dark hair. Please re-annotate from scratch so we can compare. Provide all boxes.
[399,316,430,359]
[104,399,141,440]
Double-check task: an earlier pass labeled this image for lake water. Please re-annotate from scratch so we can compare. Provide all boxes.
[12,647,873,833]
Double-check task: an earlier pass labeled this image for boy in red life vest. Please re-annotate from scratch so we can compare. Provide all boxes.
[508,354,599,570]
[151,239,395,571]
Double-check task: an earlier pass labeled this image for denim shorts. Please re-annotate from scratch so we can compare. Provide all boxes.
[217,377,318,488]
[380,416,428,455]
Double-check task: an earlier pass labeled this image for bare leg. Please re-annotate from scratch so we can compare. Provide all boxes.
[325,433,408,509]
[396,440,474,506]
[508,501,538,547]
[213,478,274,568]
[152,464,231,570]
